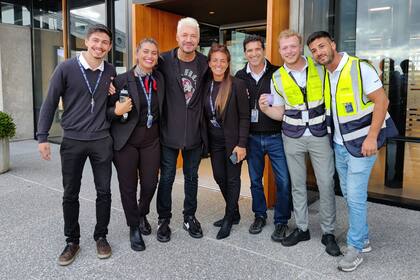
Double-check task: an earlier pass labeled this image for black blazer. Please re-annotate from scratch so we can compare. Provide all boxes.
[202,76,250,155]
[107,68,165,151]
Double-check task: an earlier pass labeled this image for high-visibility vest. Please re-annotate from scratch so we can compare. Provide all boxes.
[324,55,398,157]
[272,56,327,138]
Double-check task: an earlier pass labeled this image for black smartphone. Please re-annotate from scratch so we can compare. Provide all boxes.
[229,152,238,164]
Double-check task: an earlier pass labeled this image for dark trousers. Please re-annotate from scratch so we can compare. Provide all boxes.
[209,139,242,221]
[113,125,160,227]
[60,136,113,244]
[157,145,202,219]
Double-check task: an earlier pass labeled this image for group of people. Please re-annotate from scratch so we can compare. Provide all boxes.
[37,16,397,273]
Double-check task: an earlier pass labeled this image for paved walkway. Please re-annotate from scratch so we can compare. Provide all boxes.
[1,140,419,280]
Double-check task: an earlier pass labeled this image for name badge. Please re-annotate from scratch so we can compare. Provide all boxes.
[147,114,153,128]
[251,109,259,123]
[344,102,354,113]
[210,118,221,128]
[302,110,309,123]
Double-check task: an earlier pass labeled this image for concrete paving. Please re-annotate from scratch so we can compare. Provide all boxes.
[1,140,420,280]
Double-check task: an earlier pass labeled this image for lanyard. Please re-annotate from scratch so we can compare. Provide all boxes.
[77,56,103,113]
[209,81,217,119]
[138,75,153,119]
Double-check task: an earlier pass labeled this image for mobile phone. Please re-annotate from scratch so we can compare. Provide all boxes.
[229,152,238,164]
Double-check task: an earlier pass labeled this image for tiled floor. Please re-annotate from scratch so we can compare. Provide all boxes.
[1,140,420,280]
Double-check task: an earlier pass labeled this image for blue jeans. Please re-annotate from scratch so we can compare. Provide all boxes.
[247,133,291,224]
[334,143,377,251]
[156,145,202,219]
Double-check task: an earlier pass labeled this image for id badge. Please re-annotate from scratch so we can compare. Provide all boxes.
[302,110,309,123]
[146,114,153,128]
[210,118,221,128]
[344,102,354,113]
[251,109,259,123]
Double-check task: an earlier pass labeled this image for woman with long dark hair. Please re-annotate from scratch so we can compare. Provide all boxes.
[204,44,250,239]
[107,38,164,251]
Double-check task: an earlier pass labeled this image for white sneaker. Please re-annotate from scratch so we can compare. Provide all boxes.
[338,246,363,272]
[362,240,372,253]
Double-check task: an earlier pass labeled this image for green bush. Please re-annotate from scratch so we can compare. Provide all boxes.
[0,111,16,139]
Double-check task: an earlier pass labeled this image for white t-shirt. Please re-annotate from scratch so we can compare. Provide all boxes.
[328,52,383,145]
[270,56,312,136]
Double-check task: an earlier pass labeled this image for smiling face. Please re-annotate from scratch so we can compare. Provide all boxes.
[279,35,302,66]
[84,31,112,60]
[209,51,229,80]
[308,37,336,66]
[136,42,158,72]
[244,41,265,69]
[176,25,199,54]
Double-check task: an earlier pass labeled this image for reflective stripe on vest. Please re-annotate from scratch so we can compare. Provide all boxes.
[272,56,327,138]
[324,55,396,156]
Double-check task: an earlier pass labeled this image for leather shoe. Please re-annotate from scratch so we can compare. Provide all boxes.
[216,219,233,240]
[58,242,80,266]
[139,216,152,235]
[157,218,171,242]
[130,226,145,251]
[281,228,310,247]
[321,234,341,256]
[249,216,266,234]
[213,214,240,227]
[271,224,288,242]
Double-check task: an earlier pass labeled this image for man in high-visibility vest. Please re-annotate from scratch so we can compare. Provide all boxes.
[261,30,340,257]
[307,31,398,272]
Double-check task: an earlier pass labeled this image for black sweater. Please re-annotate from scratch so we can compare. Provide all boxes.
[37,57,116,143]
[158,48,209,150]
[235,60,281,133]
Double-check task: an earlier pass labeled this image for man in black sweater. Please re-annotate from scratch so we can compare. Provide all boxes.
[37,24,120,266]
[235,35,291,241]
[156,17,208,242]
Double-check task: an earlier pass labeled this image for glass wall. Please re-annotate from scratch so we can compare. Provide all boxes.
[303,0,420,208]
[0,1,30,26]
[32,0,64,142]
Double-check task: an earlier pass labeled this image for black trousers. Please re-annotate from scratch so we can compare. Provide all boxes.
[209,129,242,221]
[60,136,113,244]
[113,124,160,227]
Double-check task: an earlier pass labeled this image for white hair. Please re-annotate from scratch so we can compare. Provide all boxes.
[177,17,200,34]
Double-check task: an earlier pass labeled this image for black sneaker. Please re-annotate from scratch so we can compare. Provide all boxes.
[183,216,203,238]
[271,224,288,242]
[249,216,266,234]
[281,228,310,247]
[156,218,171,243]
[321,234,341,256]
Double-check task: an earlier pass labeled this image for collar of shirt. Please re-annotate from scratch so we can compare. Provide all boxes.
[79,51,104,72]
[328,52,348,75]
[246,59,267,77]
[283,56,308,74]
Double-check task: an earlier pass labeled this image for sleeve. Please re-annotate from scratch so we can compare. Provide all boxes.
[360,61,383,95]
[106,73,125,121]
[36,65,65,143]
[235,79,250,148]
[271,80,285,106]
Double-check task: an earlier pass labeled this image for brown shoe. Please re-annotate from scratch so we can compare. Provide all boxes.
[96,237,112,259]
[58,243,80,266]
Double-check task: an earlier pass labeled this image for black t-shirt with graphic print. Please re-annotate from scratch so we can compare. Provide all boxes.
[179,59,198,104]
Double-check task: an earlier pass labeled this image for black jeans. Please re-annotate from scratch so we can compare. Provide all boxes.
[209,129,242,221]
[113,125,160,227]
[156,145,202,219]
[60,136,113,243]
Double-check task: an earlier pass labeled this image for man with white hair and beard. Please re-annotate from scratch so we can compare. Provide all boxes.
[156,17,209,242]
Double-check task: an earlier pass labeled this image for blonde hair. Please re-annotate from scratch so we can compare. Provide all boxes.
[177,17,200,34]
[278,29,302,45]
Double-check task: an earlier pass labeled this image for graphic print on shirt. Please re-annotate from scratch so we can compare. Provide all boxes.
[181,68,197,104]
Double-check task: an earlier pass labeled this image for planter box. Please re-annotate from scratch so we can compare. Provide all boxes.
[0,138,10,173]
